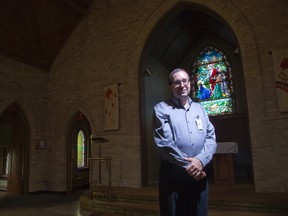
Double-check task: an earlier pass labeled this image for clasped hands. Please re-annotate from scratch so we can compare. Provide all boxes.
[184,157,206,180]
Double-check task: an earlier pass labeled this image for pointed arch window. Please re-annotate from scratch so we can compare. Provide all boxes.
[77,130,86,168]
[191,46,235,116]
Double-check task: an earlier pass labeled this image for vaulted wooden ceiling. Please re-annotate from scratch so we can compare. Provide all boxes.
[0,0,92,71]
[0,1,237,73]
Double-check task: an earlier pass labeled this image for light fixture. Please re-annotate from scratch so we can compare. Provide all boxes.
[145,68,153,76]
[233,47,239,56]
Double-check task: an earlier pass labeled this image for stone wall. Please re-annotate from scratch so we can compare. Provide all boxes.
[48,0,288,192]
[0,0,288,192]
[0,55,48,192]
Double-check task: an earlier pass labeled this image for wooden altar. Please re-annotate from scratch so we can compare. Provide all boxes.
[213,142,238,185]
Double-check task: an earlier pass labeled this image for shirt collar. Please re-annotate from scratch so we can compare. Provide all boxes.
[170,96,193,109]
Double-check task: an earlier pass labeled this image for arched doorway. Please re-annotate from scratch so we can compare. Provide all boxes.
[67,111,91,191]
[0,103,29,195]
[140,5,252,185]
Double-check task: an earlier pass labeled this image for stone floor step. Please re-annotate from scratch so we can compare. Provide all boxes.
[81,184,288,215]
[80,195,159,216]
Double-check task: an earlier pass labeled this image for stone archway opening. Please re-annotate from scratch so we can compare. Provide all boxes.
[0,103,29,195]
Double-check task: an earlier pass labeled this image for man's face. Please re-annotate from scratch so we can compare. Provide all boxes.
[170,71,191,99]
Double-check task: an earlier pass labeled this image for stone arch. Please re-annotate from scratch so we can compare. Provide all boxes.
[65,100,97,135]
[0,97,49,192]
[128,0,261,185]
[0,102,29,195]
[64,101,95,191]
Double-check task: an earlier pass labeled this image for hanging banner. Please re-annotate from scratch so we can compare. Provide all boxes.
[104,83,119,130]
[272,48,288,112]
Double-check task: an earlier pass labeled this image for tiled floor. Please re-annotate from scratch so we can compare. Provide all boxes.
[0,185,288,216]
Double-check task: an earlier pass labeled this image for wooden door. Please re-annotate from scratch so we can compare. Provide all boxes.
[7,118,24,195]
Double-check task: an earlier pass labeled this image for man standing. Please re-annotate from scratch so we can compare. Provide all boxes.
[153,68,217,216]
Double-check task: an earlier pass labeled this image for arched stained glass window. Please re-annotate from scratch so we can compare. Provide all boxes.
[191,47,234,116]
[77,130,86,168]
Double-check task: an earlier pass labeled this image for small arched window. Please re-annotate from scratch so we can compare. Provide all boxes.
[77,130,86,168]
[191,46,234,116]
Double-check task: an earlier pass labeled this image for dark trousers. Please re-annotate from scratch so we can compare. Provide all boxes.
[159,160,208,216]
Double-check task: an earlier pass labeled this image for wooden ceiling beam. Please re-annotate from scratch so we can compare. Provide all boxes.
[61,0,88,16]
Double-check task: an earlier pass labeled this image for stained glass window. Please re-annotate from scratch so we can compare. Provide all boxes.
[77,130,86,168]
[191,47,234,116]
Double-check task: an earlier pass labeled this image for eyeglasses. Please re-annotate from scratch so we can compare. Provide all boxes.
[171,78,190,86]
